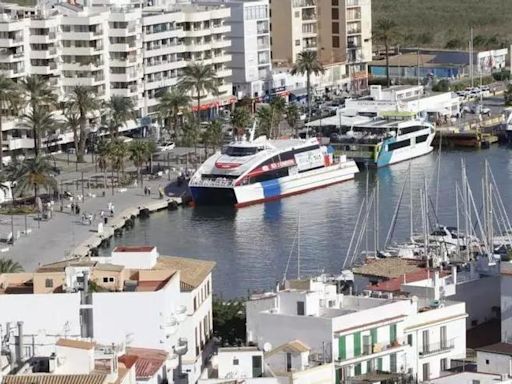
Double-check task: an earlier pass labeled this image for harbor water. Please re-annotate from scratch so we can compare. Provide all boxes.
[103,146,512,298]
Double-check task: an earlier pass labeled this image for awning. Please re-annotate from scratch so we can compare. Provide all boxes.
[290,87,308,97]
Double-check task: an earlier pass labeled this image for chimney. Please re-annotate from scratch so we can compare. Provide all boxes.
[16,321,24,365]
[451,265,457,285]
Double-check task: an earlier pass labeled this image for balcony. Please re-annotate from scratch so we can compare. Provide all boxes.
[419,339,455,358]
[337,340,408,364]
[293,0,316,7]
[302,11,317,21]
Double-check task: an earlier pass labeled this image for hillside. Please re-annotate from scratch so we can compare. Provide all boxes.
[373,0,512,50]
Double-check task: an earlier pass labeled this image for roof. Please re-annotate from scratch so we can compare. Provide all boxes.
[113,246,155,253]
[1,375,107,384]
[120,347,168,380]
[155,256,215,290]
[476,342,512,356]
[265,340,310,357]
[94,263,124,272]
[353,258,424,279]
[370,269,449,293]
[37,259,96,273]
[56,338,96,350]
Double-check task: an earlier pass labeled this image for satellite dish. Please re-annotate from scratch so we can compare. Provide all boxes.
[263,342,272,352]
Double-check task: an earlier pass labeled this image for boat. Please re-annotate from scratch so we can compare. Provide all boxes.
[334,111,435,167]
[188,132,359,207]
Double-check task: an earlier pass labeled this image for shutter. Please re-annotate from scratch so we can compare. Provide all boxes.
[338,336,346,360]
[354,331,362,357]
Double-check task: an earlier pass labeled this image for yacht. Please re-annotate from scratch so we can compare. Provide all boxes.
[189,135,359,207]
[335,112,435,167]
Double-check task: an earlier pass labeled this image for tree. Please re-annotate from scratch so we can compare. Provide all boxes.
[505,84,512,106]
[157,89,190,140]
[14,156,57,201]
[256,106,273,138]
[270,97,286,138]
[0,258,23,273]
[178,63,218,120]
[68,86,100,162]
[181,115,201,156]
[230,107,252,140]
[373,19,399,87]
[19,75,57,156]
[432,79,450,92]
[107,140,128,183]
[209,120,224,151]
[291,51,324,124]
[63,104,81,156]
[96,140,110,192]
[129,140,152,187]
[212,296,246,346]
[0,76,21,169]
[103,96,135,138]
[18,108,57,155]
[286,103,301,137]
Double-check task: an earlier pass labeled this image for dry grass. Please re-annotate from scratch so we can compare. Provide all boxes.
[373,0,512,49]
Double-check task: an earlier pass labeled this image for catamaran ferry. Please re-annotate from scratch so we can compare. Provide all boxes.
[189,135,359,207]
[334,112,435,167]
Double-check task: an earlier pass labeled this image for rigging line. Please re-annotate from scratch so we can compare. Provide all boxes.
[384,168,409,248]
[282,230,298,283]
[350,191,376,267]
[343,197,366,270]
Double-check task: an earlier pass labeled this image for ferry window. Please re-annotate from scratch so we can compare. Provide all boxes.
[388,139,410,151]
[252,168,289,183]
[416,134,429,143]
[225,146,258,156]
[400,126,424,135]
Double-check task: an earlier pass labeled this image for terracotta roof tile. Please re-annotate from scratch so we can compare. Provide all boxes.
[122,347,168,380]
[1,374,107,384]
[266,340,310,357]
[155,256,215,290]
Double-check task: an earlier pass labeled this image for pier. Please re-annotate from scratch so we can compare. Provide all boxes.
[434,115,503,148]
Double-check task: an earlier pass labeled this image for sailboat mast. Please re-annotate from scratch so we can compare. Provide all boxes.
[409,163,414,240]
[462,160,470,261]
[456,183,461,260]
[374,180,379,255]
[297,212,301,279]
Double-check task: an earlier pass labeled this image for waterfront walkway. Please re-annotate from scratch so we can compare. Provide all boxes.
[0,152,193,272]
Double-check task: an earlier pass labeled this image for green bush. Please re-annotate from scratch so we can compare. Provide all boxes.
[432,79,450,92]
[492,70,511,82]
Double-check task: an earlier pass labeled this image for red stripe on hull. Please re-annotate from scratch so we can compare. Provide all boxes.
[234,176,355,208]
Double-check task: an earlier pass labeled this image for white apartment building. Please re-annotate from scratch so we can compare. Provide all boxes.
[501,262,512,343]
[0,0,233,158]
[201,0,271,100]
[0,246,215,384]
[246,276,467,383]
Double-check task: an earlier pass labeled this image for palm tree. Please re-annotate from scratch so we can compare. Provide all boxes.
[19,75,57,156]
[0,258,23,273]
[0,76,21,169]
[209,120,223,151]
[68,85,100,162]
[373,19,399,87]
[129,140,152,187]
[157,89,190,140]
[181,115,201,156]
[270,97,286,138]
[286,104,301,137]
[18,107,57,156]
[291,51,324,124]
[230,107,252,140]
[256,106,273,138]
[64,103,81,155]
[103,96,135,138]
[96,140,110,192]
[108,140,128,184]
[14,156,57,201]
[178,63,218,120]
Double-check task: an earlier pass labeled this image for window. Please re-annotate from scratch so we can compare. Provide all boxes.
[233,358,239,365]
[295,39,300,46]
[407,334,413,346]
[440,326,447,349]
[422,362,430,380]
[194,297,197,311]
[388,139,411,151]
[389,324,397,343]
[45,279,53,288]
[332,0,338,4]
[252,356,263,377]
[286,353,292,372]
[485,359,490,365]
[331,8,339,19]
[332,36,340,48]
[422,330,429,354]
[400,125,425,134]
[332,22,339,34]
[416,134,429,143]
[297,301,305,315]
[440,358,448,372]
[390,353,397,372]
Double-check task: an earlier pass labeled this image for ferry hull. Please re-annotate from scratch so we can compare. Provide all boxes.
[190,163,359,207]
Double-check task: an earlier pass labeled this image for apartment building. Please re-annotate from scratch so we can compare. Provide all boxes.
[246,276,466,383]
[0,246,215,384]
[0,0,233,158]
[269,0,371,92]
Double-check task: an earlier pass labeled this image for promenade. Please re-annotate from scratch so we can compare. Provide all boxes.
[0,151,193,272]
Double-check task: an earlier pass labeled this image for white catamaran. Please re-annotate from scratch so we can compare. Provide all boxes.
[189,125,359,207]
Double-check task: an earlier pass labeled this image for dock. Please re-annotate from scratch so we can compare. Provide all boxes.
[434,115,503,148]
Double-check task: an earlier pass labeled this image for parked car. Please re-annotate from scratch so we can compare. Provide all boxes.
[156,141,176,152]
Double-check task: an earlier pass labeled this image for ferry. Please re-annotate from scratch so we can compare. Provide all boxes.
[189,133,359,207]
[334,111,435,167]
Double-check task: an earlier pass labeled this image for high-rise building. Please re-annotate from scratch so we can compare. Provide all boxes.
[0,0,233,158]
[269,0,372,92]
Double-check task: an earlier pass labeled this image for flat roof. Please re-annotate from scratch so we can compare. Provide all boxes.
[113,246,156,253]
[370,53,463,68]
[429,371,509,384]
[56,338,96,350]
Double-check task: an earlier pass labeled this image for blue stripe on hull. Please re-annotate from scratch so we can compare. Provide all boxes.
[261,179,282,199]
[376,137,395,167]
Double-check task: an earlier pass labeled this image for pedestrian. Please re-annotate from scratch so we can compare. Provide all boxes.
[108,201,113,211]
[144,186,148,196]
[147,186,151,196]
[110,204,115,217]
[76,205,81,215]
[100,210,104,218]
[71,202,75,214]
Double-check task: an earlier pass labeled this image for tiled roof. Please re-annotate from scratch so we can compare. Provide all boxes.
[1,374,107,384]
[94,264,124,272]
[369,269,450,293]
[155,256,215,290]
[56,338,96,350]
[120,347,168,380]
[37,259,95,273]
[476,342,512,356]
[266,340,310,357]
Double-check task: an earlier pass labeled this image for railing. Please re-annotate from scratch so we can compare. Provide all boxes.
[346,0,362,6]
[420,339,455,357]
[189,176,235,188]
[293,0,316,7]
[337,340,407,362]
[302,12,317,20]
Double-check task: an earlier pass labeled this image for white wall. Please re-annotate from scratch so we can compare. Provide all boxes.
[502,264,512,342]
[477,351,512,376]
[217,349,262,379]
[55,345,94,374]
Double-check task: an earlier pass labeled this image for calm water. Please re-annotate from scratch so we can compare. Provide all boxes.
[104,146,512,298]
